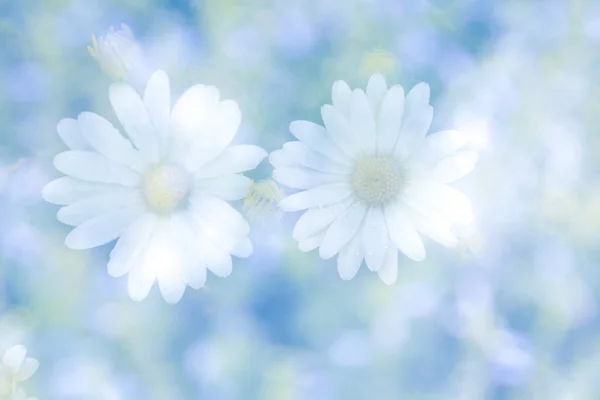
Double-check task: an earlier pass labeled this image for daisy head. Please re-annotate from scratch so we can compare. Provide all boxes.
[271,73,478,284]
[43,70,267,304]
[87,24,143,82]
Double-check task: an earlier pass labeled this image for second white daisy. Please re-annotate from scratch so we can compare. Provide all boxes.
[271,74,477,284]
[43,70,266,304]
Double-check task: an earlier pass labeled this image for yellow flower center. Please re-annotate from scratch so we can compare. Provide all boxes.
[350,155,405,206]
[143,165,191,213]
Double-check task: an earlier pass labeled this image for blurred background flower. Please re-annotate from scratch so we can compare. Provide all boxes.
[1,0,600,398]
[87,24,144,83]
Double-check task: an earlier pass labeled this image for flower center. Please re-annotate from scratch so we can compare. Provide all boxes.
[350,154,405,206]
[143,165,191,213]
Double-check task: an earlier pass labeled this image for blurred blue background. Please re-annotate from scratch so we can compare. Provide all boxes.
[1,0,599,398]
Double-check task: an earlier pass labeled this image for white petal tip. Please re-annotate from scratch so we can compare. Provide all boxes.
[380,277,397,285]
[319,248,336,260]
[410,254,426,262]
[415,81,430,93]
[366,262,383,273]
[163,295,184,305]
[2,345,26,373]
[64,236,85,251]
[277,199,294,212]
[151,69,167,78]
[128,288,152,302]
[332,80,349,89]
[41,184,53,203]
[233,246,253,258]
[106,263,127,278]
[257,148,269,161]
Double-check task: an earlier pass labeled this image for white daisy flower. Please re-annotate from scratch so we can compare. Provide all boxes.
[271,74,477,284]
[87,24,143,82]
[0,345,39,396]
[43,70,266,304]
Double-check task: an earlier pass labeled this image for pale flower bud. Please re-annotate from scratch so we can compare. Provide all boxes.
[243,179,284,223]
[0,345,39,398]
[87,23,143,81]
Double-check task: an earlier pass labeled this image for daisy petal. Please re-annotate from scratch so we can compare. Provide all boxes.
[378,242,398,285]
[281,142,351,174]
[430,151,479,183]
[421,129,468,157]
[362,207,389,272]
[349,89,377,153]
[54,150,140,186]
[127,221,171,302]
[395,82,432,159]
[404,205,458,248]
[408,130,470,172]
[279,183,352,212]
[332,80,352,115]
[2,345,26,374]
[57,118,88,150]
[57,190,143,226]
[195,174,252,201]
[189,194,250,237]
[231,237,253,258]
[403,182,474,225]
[289,121,353,166]
[108,213,157,278]
[337,230,364,280]
[319,201,366,260]
[169,213,207,289]
[77,112,146,172]
[213,100,242,152]
[16,358,39,381]
[183,263,207,290]
[42,177,131,205]
[184,264,207,290]
[189,207,247,255]
[65,206,144,250]
[194,145,267,179]
[155,219,187,304]
[109,82,161,163]
[377,85,405,152]
[157,268,186,305]
[292,197,354,241]
[384,204,426,261]
[128,258,156,302]
[298,230,326,252]
[269,149,295,168]
[143,70,171,152]
[129,217,186,304]
[366,73,388,115]
[170,84,220,142]
[273,167,343,190]
[179,97,241,171]
[321,104,360,158]
[189,223,234,268]
[206,252,233,278]
[407,82,430,104]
